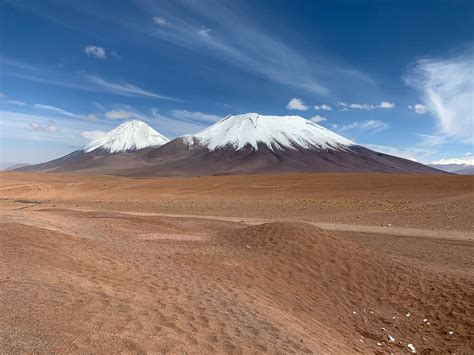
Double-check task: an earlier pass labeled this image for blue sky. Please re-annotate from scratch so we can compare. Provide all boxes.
[1,0,473,166]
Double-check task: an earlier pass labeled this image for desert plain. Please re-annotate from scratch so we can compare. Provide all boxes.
[0,172,473,353]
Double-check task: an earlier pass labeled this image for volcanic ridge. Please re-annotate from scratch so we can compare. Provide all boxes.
[16,114,443,175]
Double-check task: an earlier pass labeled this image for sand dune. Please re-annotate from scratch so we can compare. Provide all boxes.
[1,172,473,352]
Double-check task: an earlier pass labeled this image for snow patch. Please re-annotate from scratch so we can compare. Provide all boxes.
[184,113,355,152]
[83,120,169,153]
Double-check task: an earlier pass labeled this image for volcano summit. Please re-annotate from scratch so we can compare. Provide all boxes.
[17,114,442,176]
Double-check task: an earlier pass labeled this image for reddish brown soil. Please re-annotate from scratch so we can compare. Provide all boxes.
[0,172,473,353]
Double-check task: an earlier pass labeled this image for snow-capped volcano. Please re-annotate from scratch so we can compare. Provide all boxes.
[84,120,169,153]
[184,113,354,151]
[17,114,443,175]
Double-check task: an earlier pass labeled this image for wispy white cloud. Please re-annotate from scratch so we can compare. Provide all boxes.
[28,120,59,132]
[152,108,205,136]
[7,100,27,106]
[198,27,212,39]
[85,75,178,101]
[84,114,98,121]
[0,91,5,99]
[171,109,221,123]
[2,57,177,101]
[314,104,332,111]
[378,101,395,109]
[34,103,78,118]
[95,105,213,136]
[405,51,473,144]
[431,155,474,166]
[104,109,143,120]
[84,45,107,59]
[81,130,107,141]
[33,103,97,121]
[286,98,308,111]
[338,102,373,110]
[415,133,447,147]
[338,120,389,133]
[337,101,395,111]
[137,0,372,96]
[0,109,112,157]
[309,115,327,123]
[364,144,435,163]
[152,16,169,27]
[408,103,429,114]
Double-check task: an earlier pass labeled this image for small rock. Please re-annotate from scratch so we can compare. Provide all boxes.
[376,342,383,346]
[353,311,357,314]
[407,343,416,353]
[388,335,395,342]
[406,312,411,317]
[448,331,454,335]
[381,327,386,331]
[423,319,428,323]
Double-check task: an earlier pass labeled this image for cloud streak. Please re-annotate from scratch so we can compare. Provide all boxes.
[337,101,395,111]
[338,120,389,133]
[34,104,78,118]
[314,104,332,111]
[1,57,178,101]
[81,130,107,140]
[152,16,169,27]
[84,45,107,59]
[28,121,59,132]
[171,109,221,123]
[136,0,372,96]
[104,110,140,120]
[0,109,112,145]
[7,100,27,106]
[286,98,308,111]
[408,104,429,114]
[405,51,474,144]
[364,144,435,163]
[85,75,179,101]
[309,115,327,123]
[151,108,207,136]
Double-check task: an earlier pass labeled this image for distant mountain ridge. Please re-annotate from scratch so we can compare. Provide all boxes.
[1,163,30,171]
[429,157,474,174]
[15,115,444,176]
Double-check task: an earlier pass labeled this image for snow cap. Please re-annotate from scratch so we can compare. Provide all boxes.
[185,113,354,151]
[84,120,169,153]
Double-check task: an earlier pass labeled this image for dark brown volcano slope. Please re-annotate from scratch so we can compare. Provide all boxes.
[130,139,442,176]
[17,138,444,176]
